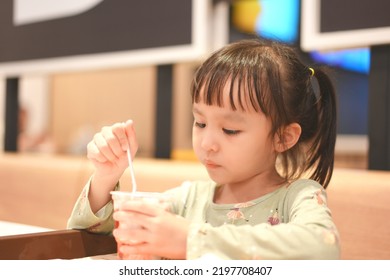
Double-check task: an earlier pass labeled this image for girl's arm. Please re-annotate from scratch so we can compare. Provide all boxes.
[67,120,138,233]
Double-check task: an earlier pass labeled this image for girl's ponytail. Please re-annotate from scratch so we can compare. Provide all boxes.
[306,67,337,188]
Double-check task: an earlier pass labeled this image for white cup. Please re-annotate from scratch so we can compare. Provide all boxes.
[110,191,172,260]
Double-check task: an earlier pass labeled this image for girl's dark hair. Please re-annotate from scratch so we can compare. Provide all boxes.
[191,39,337,188]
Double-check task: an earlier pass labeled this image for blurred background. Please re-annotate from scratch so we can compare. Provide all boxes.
[0,0,383,169]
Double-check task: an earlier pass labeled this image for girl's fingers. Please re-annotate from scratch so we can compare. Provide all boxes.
[102,123,127,158]
[86,141,107,162]
[111,122,130,153]
[113,206,154,229]
[113,227,150,245]
[92,132,117,162]
[87,121,134,162]
[113,203,169,231]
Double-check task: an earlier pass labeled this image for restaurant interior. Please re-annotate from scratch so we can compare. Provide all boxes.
[0,0,389,260]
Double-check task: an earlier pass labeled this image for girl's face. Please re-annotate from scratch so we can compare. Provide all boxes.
[192,85,279,187]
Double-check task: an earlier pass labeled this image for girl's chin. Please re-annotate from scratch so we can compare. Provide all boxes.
[206,171,228,185]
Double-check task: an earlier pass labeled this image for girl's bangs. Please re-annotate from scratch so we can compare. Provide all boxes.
[192,66,266,113]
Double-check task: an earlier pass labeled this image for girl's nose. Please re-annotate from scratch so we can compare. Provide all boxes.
[200,131,218,152]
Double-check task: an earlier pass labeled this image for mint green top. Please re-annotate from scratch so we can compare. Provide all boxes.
[67,179,340,259]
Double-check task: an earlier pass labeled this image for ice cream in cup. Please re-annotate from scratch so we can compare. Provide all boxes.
[110,191,172,260]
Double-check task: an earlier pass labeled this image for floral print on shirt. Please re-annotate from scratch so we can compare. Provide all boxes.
[226,202,254,223]
[267,208,280,225]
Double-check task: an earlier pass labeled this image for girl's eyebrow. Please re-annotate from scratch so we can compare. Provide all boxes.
[192,107,202,115]
[222,112,245,123]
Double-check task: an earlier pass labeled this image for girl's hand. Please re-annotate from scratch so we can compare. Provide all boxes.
[87,120,138,182]
[113,201,189,260]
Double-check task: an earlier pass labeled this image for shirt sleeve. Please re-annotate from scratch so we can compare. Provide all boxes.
[66,177,118,235]
[186,181,340,260]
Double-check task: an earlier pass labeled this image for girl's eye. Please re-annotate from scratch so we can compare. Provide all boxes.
[194,122,206,128]
[223,128,240,135]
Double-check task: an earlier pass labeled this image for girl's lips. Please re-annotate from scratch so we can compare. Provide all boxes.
[204,160,220,169]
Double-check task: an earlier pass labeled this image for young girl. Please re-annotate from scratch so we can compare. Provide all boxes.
[68,39,340,260]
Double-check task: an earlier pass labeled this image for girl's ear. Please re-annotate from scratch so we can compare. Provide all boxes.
[274,123,302,153]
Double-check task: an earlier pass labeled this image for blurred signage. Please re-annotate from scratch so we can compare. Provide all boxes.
[0,0,209,75]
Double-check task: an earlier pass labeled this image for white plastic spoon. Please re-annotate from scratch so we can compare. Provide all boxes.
[124,123,137,193]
